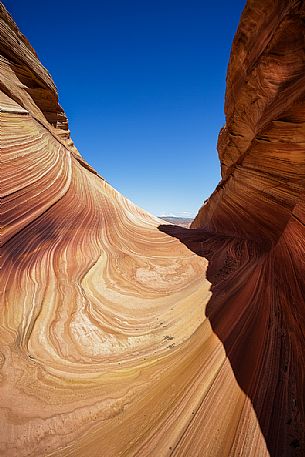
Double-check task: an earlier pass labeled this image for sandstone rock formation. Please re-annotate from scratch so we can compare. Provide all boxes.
[0,1,304,456]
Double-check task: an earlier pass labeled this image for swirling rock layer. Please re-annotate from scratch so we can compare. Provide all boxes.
[191,0,305,455]
[0,1,304,456]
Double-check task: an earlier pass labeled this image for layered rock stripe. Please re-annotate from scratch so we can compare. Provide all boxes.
[1,1,304,456]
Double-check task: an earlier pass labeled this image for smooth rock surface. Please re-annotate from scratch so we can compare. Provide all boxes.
[192,0,305,455]
[0,1,304,456]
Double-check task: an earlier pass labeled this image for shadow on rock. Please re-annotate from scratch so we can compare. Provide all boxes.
[158,224,305,457]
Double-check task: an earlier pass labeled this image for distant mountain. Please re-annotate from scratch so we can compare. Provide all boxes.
[159,216,193,228]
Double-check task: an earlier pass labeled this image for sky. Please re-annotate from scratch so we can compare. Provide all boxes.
[4,0,245,217]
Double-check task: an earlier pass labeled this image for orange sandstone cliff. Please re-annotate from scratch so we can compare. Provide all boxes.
[0,1,304,456]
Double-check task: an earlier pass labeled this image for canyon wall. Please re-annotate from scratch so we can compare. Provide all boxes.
[191,0,305,455]
[1,1,305,456]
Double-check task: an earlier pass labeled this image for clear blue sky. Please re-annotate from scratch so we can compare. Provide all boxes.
[4,0,245,217]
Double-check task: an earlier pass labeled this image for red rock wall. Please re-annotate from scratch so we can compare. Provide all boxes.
[193,0,305,242]
[191,1,305,454]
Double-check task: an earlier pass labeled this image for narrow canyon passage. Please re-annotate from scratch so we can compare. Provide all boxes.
[159,224,305,456]
[1,1,305,456]
[0,102,268,455]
